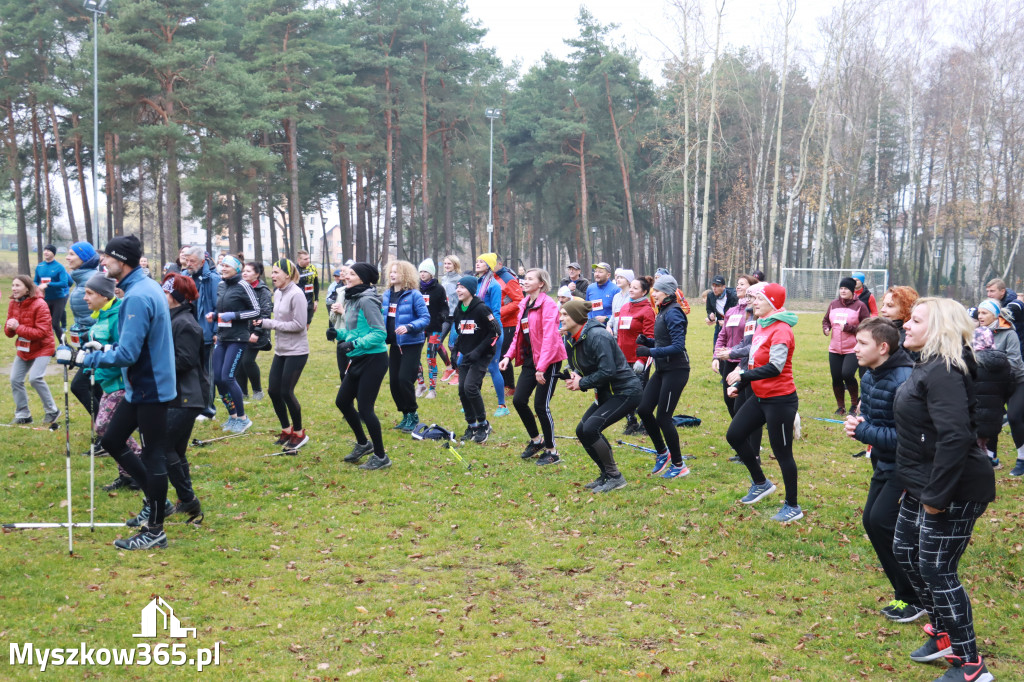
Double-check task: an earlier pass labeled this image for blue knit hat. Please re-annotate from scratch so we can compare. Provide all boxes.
[70,241,97,263]
[457,275,478,296]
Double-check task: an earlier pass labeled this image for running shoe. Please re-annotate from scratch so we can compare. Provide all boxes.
[584,473,608,490]
[344,441,374,463]
[505,387,516,398]
[440,368,456,383]
[881,600,927,623]
[114,528,167,550]
[521,440,544,459]
[460,425,475,442]
[424,389,437,400]
[990,457,1002,470]
[931,656,993,682]
[169,498,203,524]
[651,451,669,475]
[771,503,804,522]
[286,429,309,450]
[359,454,392,470]
[43,409,61,424]
[909,624,951,662]
[102,475,133,492]
[1010,459,1024,477]
[494,405,510,418]
[471,423,492,444]
[274,430,293,446]
[126,499,176,528]
[252,390,264,401]
[12,417,32,425]
[728,455,742,463]
[595,474,627,493]
[536,451,561,466]
[446,371,460,386]
[834,407,846,417]
[400,413,419,433]
[393,414,410,430]
[221,417,239,432]
[661,464,690,479]
[231,416,253,434]
[622,421,638,436]
[740,480,777,504]
[415,382,427,398]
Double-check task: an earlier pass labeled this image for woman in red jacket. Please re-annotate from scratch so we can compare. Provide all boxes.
[5,275,59,424]
[617,276,656,435]
[500,268,567,465]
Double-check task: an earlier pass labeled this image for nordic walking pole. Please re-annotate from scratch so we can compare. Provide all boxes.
[63,360,73,555]
[809,417,845,424]
[615,439,695,459]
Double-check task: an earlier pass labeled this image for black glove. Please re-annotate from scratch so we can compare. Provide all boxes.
[635,345,651,358]
[464,349,480,364]
[338,340,354,354]
[326,327,337,342]
[636,334,654,348]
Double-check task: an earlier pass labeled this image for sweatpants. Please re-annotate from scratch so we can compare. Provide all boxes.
[336,352,388,457]
[638,367,689,466]
[893,496,988,663]
[213,341,248,416]
[726,391,799,507]
[10,356,57,419]
[389,342,424,414]
[863,462,917,605]
[165,406,200,503]
[268,354,308,431]
[101,400,170,530]
[829,351,860,410]
[512,361,561,449]
[576,393,641,478]
[459,356,491,425]
[500,326,516,389]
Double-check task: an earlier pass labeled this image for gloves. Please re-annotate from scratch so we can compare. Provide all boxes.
[632,360,646,374]
[54,344,75,366]
[464,350,480,364]
[219,312,237,323]
[635,345,651,358]
[83,340,104,351]
[326,327,337,342]
[337,341,355,354]
[636,334,654,348]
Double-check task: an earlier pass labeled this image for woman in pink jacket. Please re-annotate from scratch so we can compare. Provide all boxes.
[823,276,871,415]
[500,268,567,465]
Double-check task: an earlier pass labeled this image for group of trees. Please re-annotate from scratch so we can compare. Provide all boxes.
[2,0,1022,297]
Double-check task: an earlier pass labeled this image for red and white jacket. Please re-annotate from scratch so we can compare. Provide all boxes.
[5,292,55,361]
[746,317,797,399]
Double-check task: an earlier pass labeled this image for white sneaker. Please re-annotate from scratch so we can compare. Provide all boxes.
[415,382,427,398]
[424,389,437,400]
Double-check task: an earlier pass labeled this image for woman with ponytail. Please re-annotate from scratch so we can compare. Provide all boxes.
[616,276,656,435]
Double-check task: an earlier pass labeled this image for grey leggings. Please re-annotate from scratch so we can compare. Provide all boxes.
[10,356,57,418]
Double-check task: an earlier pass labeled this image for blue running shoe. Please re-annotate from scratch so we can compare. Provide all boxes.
[651,451,669,475]
[494,405,510,418]
[740,480,776,504]
[771,503,804,522]
[221,417,238,432]
[661,464,690,479]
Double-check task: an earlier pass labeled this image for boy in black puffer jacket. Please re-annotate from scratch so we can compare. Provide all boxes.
[972,326,1013,468]
[846,317,922,623]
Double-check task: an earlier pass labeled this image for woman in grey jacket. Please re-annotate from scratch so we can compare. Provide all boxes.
[439,255,462,383]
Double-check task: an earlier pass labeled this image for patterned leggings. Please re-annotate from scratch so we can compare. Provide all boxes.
[96,390,141,477]
[893,496,988,663]
[418,334,451,389]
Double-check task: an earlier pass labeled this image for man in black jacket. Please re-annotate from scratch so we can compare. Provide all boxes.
[452,276,501,444]
[705,275,737,348]
[562,297,642,493]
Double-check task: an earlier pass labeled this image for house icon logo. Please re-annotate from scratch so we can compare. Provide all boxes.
[133,597,197,639]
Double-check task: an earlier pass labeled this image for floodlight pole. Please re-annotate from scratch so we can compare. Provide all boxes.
[85,0,109,244]
[485,108,500,253]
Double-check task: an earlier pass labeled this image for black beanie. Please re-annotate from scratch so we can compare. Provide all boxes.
[43,244,57,255]
[351,262,379,285]
[839,277,857,293]
[102,235,142,268]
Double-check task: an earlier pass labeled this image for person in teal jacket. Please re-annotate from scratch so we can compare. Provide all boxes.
[34,244,71,339]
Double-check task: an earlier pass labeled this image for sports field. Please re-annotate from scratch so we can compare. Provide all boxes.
[0,296,1021,681]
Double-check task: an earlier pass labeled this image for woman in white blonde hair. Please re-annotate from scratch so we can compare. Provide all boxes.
[892,297,996,681]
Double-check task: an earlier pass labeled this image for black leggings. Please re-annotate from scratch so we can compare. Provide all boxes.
[101,400,169,529]
[512,361,560,448]
[268,354,308,431]
[1006,381,1024,449]
[389,342,423,414]
[828,352,859,410]
[458,356,491,425]
[576,393,641,478]
[71,368,104,419]
[236,345,263,395]
[336,352,388,457]
[894,497,988,662]
[165,407,200,503]
[864,463,917,605]
[638,367,689,466]
[733,384,763,454]
[719,360,738,417]
[500,327,516,389]
[726,391,799,506]
[213,341,247,416]
[46,297,66,339]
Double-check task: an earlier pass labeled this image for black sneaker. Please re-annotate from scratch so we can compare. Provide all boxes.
[359,454,392,470]
[595,474,627,493]
[470,423,492,444]
[881,600,927,623]
[169,498,203,524]
[126,499,176,528]
[344,441,374,463]
[12,417,32,425]
[728,455,742,463]
[460,426,475,442]
[834,408,846,417]
[909,624,952,662]
[933,656,994,682]
[584,473,608,490]
[114,528,167,550]
[536,451,561,466]
[622,422,637,436]
[521,441,544,459]
[1010,459,1024,477]
[102,475,133,492]
[82,440,109,457]
[274,430,292,447]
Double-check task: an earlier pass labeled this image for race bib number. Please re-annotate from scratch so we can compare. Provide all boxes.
[619,316,632,330]
[744,321,756,336]
[218,315,231,328]
[68,330,80,345]
[832,310,849,326]
[423,295,430,306]
[590,300,603,311]
[16,337,31,353]
[388,303,398,318]
[520,317,530,334]
[459,320,476,335]
[304,283,314,294]
[41,277,51,285]
[726,314,742,328]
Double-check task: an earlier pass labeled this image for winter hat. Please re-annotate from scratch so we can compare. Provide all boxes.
[457,275,478,296]
[43,244,57,256]
[102,234,142,268]
[653,274,678,297]
[70,241,97,263]
[84,273,116,300]
[332,269,342,277]
[350,262,379,285]
[851,271,866,284]
[655,267,670,278]
[978,299,1000,320]
[418,258,436,277]
[759,283,787,312]
[746,282,767,300]
[615,268,635,283]
[221,255,242,274]
[557,285,572,299]
[972,326,995,351]
[561,297,592,325]
[477,253,498,272]
[839,277,857,293]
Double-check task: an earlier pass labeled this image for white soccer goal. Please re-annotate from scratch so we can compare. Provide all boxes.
[780,268,889,311]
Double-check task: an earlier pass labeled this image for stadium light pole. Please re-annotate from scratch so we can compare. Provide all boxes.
[84,0,109,244]
[485,108,500,253]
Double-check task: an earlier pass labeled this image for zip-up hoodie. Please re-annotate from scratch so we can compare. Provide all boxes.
[5,292,55,361]
[169,302,204,409]
[215,273,261,344]
[739,311,799,399]
[190,260,221,344]
[988,316,1024,383]
[420,278,449,335]
[261,282,308,356]
[823,297,870,354]
[565,319,642,401]
[504,294,567,372]
[33,260,70,300]
[648,298,689,370]
[80,266,176,404]
[68,258,101,334]
[87,298,125,393]
[495,266,523,328]
[337,286,387,358]
[715,302,748,353]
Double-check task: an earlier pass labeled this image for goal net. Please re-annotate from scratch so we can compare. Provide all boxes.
[780,268,889,312]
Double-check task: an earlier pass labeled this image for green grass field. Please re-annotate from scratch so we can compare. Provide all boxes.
[0,290,1021,681]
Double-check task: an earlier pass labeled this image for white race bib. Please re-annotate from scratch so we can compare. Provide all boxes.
[388,303,397,318]
[423,295,430,306]
[304,283,314,294]
[832,310,848,326]
[459,320,476,335]
[520,317,530,334]
[726,314,742,328]
[218,315,231,328]
[590,299,603,311]
[16,337,31,353]
[619,316,632,330]
[743,321,756,336]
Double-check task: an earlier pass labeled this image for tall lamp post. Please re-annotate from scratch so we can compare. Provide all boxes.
[485,107,501,253]
[84,0,109,244]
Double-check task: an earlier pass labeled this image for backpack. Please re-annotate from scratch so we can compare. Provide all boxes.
[411,423,457,441]
[675,290,690,315]
[672,414,701,428]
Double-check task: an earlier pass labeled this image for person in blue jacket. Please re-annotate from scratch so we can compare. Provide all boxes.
[179,245,221,419]
[34,244,71,339]
[65,241,104,424]
[382,260,430,431]
[79,234,177,551]
[474,253,509,417]
[586,262,618,324]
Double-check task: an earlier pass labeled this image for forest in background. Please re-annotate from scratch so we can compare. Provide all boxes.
[1,0,1022,297]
